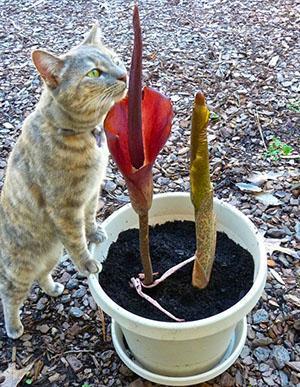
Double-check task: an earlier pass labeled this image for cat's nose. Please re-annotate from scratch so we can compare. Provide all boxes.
[118,74,127,84]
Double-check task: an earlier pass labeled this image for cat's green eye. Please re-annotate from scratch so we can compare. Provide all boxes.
[87,69,102,78]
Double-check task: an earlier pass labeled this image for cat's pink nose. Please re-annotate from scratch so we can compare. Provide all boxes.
[118,74,127,83]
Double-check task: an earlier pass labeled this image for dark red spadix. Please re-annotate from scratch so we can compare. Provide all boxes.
[128,4,144,169]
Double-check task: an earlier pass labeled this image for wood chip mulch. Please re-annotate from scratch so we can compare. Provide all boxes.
[0,0,299,386]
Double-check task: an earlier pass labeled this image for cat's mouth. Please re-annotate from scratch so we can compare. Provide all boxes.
[115,86,128,101]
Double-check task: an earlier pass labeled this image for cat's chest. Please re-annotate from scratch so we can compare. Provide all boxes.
[48,132,106,169]
[42,135,108,193]
[84,144,107,180]
[77,144,108,198]
[72,142,107,182]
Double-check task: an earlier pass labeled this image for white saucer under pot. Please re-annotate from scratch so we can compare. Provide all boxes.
[111,317,247,385]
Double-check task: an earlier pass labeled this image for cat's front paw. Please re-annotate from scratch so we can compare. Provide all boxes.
[78,259,102,276]
[39,274,65,298]
[46,282,65,297]
[6,323,24,340]
[87,224,107,244]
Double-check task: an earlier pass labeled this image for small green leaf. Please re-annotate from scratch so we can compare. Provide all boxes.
[287,99,300,113]
[82,383,91,387]
[282,144,293,155]
[25,379,33,385]
[273,137,282,148]
[210,112,219,121]
[264,136,293,160]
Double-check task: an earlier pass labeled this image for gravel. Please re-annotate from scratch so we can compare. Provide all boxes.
[253,347,271,363]
[69,307,84,318]
[72,287,87,299]
[66,278,79,290]
[0,0,299,386]
[252,309,269,324]
[272,346,291,370]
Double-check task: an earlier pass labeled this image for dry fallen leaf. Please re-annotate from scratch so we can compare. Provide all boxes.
[208,134,217,142]
[236,182,262,193]
[264,238,299,259]
[3,122,14,130]
[269,268,285,285]
[267,259,276,267]
[0,363,33,387]
[287,361,300,372]
[247,171,284,186]
[254,192,282,206]
[268,55,279,67]
[33,359,44,382]
[284,294,300,308]
[269,299,280,307]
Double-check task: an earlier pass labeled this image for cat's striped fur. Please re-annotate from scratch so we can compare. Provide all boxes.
[0,24,127,339]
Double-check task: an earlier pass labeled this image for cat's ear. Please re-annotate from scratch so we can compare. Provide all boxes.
[81,22,102,46]
[32,50,64,89]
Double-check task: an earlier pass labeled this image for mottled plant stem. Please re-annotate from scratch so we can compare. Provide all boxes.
[139,212,153,285]
[192,191,216,288]
[190,92,216,289]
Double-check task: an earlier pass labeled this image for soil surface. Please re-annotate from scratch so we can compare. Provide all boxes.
[0,0,299,386]
[101,221,254,322]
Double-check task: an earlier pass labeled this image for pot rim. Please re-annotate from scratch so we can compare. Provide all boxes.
[88,192,267,332]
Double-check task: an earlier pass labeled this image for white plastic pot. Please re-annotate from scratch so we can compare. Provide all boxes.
[88,192,267,383]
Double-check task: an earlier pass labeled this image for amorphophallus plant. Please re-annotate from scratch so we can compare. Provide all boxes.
[104,3,216,321]
[103,5,173,285]
[190,92,216,288]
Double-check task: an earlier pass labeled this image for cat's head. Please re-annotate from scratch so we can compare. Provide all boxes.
[32,23,127,121]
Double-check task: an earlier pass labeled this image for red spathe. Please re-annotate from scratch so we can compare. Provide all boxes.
[104,86,173,213]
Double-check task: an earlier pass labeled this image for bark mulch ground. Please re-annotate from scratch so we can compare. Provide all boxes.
[0,0,299,386]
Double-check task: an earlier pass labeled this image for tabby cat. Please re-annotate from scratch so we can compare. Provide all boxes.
[0,23,127,339]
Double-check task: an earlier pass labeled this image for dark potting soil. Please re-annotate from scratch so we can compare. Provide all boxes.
[99,221,254,322]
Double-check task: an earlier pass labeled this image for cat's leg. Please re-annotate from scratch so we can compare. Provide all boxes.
[37,245,64,297]
[48,206,100,276]
[85,192,107,244]
[39,273,64,297]
[1,284,29,339]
